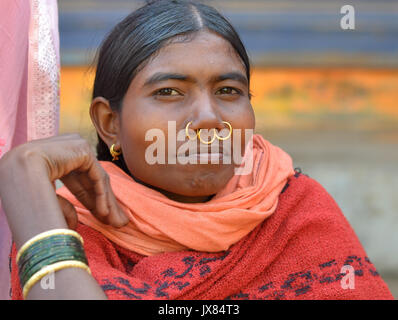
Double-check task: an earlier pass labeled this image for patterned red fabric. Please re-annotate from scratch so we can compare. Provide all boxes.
[10,172,394,300]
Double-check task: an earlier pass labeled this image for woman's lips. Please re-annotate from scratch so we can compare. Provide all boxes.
[175,144,231,163]
[176,151,230,163]
[178,145,230,156]
[183,152,223,161]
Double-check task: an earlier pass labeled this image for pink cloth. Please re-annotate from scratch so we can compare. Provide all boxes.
[0,0,60,299]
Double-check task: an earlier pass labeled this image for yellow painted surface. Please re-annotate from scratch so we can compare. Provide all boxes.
[60,66,398,135]
[60,66,95,134]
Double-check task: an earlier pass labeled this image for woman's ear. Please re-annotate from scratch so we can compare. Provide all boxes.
[89,97,120,149]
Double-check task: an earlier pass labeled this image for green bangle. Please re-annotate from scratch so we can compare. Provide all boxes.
[18,235,82,266]
[18,236,84,281]
[18,239,82,268]
[17,232,88,291]
[19,248,88,287]
[20,251,88,287]
[19,243,87,285]
[16,229,84,263]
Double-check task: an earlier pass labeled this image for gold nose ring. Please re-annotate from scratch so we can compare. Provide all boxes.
[214,121,232,141]
[198,128,217,145]
[185,121,232,144]
[185,121,198,141]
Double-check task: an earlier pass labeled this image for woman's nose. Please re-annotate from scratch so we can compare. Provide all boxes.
[189,96,224,131]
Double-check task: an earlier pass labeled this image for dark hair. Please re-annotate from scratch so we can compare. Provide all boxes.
[93,0,251,173]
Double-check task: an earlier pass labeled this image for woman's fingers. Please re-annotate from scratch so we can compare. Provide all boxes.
[84,159,129,227]
[56,194,78,230]
[14,133,129,228]
[81,160,129,227]
[60,163,129,228]
[85,160,111,218]
[60,171,110,226]
[103,175,129,227]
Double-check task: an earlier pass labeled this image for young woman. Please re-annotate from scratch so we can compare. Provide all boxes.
[0,0,393,300]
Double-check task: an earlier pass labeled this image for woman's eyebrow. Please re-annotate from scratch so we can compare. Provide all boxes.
[143,73,195,87]
[143,71,248,87]
[213,72,248,87]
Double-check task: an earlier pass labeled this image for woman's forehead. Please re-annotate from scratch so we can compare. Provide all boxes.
[134,31,246,83]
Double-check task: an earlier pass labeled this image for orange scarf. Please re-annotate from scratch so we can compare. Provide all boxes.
[56,134,294,256]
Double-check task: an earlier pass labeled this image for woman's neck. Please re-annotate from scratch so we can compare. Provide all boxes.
[130,171,214,203]
[156,189,214,203]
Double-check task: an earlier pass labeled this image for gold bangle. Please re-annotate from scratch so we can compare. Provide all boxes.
[17,229,84,264]
[22,260,91,299]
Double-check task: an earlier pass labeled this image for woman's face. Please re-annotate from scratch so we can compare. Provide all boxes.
[115,30,255,202]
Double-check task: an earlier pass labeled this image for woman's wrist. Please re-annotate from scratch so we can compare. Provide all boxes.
[0,147,68,249]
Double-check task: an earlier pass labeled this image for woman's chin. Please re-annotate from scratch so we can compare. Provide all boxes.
[165,176,231,198]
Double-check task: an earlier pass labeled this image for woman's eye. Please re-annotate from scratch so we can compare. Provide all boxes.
[216,87,241,95]
[155,88,181,96]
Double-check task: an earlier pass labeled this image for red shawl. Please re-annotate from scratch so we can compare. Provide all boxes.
[10,171,394,299]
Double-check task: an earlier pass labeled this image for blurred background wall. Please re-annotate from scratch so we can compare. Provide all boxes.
[57,0,398,298]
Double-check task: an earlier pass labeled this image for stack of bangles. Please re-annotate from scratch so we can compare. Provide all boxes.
[16,229,91,299]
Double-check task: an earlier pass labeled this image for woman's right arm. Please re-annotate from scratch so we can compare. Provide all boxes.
[0,134,128,299]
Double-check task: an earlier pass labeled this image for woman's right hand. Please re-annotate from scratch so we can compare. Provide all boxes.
[0,133,128,246]
[0,133,120,299]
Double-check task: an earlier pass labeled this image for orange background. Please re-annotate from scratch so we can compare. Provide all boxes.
[60,66,398,137]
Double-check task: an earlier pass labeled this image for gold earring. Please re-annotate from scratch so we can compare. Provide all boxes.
[215,121,232,141]
[185,121,198,141]
[110,144,122,161]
